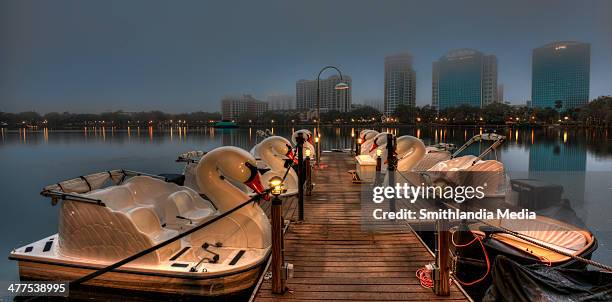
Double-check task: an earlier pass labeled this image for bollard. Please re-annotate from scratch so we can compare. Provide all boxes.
[434,219,451,296]
[305,153,312,196]
[296,133,305,221]
[271,195,286,294]
[356,137,362,155]
[387,134,396,212]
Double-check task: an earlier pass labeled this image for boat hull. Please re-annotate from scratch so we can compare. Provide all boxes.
[14,257,265,297]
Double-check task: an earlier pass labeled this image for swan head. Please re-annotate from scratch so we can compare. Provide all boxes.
[361,130,378,142]
[396,136,426,159]
[260,136,297,164]
[370,132,390,153]
[292,129,314,145]
[197,146,266,196]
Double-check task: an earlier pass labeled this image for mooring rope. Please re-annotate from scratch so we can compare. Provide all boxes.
[443,202,612,272]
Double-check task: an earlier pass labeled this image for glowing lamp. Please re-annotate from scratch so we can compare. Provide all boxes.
[305,148,311,158]
[334,82,349,90]
[357,137,363,144]
[314,137,319,143]
[269,176,284,197]
[376,148,382,157]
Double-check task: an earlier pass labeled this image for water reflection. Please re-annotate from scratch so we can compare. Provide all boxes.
[0,125,611,283]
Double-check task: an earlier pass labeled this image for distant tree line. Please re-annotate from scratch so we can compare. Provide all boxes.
[0,110,221,128]
[391,96,611,127]
[2,96,610,128]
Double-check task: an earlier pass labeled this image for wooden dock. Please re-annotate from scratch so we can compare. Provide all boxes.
[253,152,470,302]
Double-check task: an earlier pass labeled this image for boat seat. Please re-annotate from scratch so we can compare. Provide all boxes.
[128,207,179,244]
[85,186,137,212]
[168,191,216,223]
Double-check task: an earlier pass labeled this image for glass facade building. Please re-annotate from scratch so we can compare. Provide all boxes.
[531,41,590,110]
[432,49,497,111]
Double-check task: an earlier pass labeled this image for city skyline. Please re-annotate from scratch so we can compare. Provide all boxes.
[1,0,611,113]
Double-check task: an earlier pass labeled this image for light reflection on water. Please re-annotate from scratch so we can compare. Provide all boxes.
[0,126,611,283]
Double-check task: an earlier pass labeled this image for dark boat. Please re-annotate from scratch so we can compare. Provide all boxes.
[483,255,612,302]
[451,216,599,300]
[213,120,238,128]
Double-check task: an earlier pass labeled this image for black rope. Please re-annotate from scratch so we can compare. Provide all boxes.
[79,176,92,191]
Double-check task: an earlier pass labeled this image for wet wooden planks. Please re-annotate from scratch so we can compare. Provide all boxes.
[253,152,469,302]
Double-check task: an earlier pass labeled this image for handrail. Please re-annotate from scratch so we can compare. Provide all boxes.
[452,133,506,159]
[40,190,106,207]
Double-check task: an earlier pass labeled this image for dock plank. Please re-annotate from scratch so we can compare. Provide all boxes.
[253,152,470,302]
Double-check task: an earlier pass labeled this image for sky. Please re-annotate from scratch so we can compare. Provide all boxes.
[1,0,611,113]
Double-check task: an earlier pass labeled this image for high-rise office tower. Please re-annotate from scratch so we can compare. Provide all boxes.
[296,75,352,113]
[432,49,497,111]
[384,53,416,115]
[531,41,590,110]
[497,84,504,103]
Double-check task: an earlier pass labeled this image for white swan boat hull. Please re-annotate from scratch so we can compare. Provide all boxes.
[10,235,269,296]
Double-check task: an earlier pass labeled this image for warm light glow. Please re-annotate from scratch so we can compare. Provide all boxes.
[305,148,311,158]
[314,137,319,143]
[376,148,382,157]
[416,117,421,122]
[269,176,284,196]
[564,116,569,120]
[334,82,350,90]
[357,137,363,144]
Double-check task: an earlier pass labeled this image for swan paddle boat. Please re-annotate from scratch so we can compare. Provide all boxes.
[9,146,272,297]
[358,130,379,156]
[250,136,299,200]
[423,133,507,197]
[291,129,315,158]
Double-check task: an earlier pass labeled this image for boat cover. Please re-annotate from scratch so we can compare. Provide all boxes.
[486,217,590,255]
[483,255,612,302]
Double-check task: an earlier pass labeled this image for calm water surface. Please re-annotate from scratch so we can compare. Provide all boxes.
[0,126,611,283]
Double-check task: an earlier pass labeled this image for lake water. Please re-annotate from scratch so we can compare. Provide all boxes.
[0,126,611,284]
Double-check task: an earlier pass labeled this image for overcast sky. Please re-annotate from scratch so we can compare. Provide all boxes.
[1,0,611,113]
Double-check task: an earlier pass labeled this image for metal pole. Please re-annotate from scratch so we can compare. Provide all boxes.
[296,133,305,221]
[305,154,312,196]
[387,133,396,212]
[316,65,345,165]
[434,219,451,296]
[271,195,286,294]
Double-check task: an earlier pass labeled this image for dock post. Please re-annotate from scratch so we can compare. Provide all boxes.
[305,152,312,196]
[356,137,362,155]
[271,195,286,294]
[386,134,396,212]
[296,133,305,221]
[434,219,451,296]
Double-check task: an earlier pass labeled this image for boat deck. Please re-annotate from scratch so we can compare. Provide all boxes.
[253,152,470,302]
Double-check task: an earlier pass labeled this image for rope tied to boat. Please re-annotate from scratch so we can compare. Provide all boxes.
[449,229,491,286]
[442,202,612,272]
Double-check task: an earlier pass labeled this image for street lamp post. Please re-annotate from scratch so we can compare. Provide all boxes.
[315,65,349,165]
